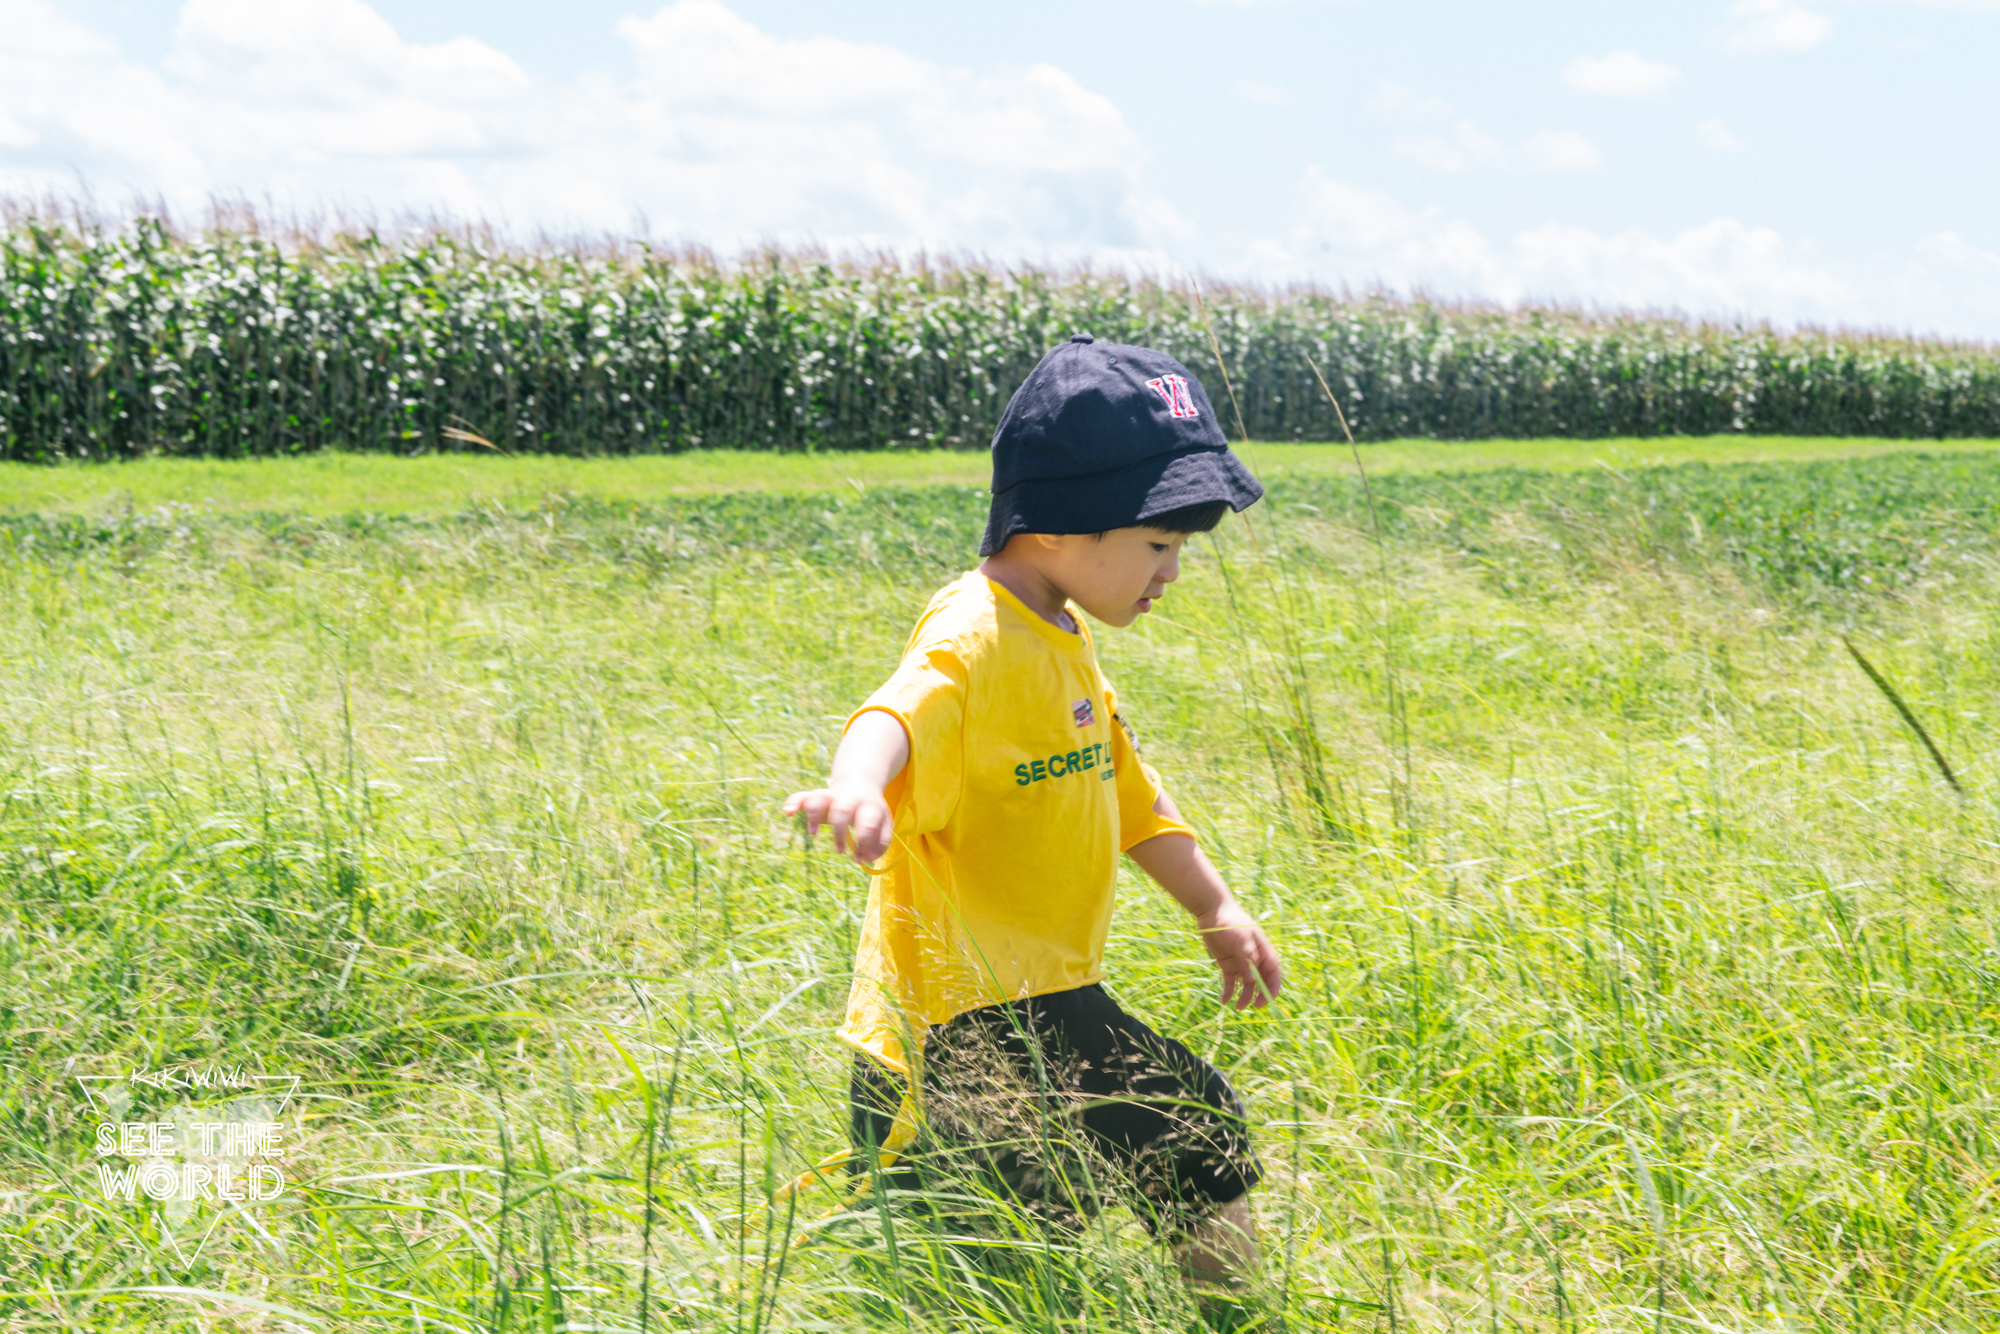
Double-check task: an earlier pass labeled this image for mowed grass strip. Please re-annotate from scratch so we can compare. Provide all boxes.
[2,434,1998,516]
[2,448,1999,1330]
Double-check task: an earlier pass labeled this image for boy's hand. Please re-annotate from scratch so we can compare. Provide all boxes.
[785,711,909,868]
[783,782,895,866]
[1195,900,1284,1010]
[1127,798,1284,1011]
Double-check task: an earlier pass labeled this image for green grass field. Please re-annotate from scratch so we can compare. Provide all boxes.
[6,439,2000,1332]
[6,435,2000,516]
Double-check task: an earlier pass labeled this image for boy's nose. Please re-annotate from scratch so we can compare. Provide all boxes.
[1160,553,1180,583]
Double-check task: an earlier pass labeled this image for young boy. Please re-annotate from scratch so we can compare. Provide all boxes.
[783,333,1283,1294]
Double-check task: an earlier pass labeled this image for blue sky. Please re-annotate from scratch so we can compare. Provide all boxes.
[8,0,1999,336]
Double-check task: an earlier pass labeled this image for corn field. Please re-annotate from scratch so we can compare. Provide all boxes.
[5,212,2000,460]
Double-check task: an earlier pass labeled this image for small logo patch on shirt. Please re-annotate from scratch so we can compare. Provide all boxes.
[1144,374,1199,419]
[1071,697,1096,728]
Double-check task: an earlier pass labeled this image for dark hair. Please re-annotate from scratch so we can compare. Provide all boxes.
[1087,500,1231,544]
[1137,501,1231,534]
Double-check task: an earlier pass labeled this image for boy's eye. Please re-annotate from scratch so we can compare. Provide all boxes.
[1149,542,1169,553]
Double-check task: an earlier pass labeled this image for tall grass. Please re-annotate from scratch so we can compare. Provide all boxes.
[6,207,2000,461]
[4,452,2000,1329]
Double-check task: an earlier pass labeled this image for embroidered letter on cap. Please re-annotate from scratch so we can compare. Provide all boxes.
[1144,374,1199,420]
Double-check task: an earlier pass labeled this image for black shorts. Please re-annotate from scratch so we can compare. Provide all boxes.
[850,983,1261,1236]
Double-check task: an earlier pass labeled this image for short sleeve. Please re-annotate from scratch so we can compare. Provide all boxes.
[1104,681,1196,852]
[847,638,966,841]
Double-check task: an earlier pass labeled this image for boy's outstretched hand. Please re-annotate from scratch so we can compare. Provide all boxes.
[783,782,895,866]
[1194,899,1284,1010]
[784,709,910,867]
[1127,793,1284,1010]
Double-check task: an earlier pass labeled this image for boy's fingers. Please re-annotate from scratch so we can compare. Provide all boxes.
[1219,951,1247,1008]
[1260,947,1284,1002]
[854,832,886,865]
[1243,941,1273,1007]
[855,807,892,864]
[791,791,838,841]
[851,811,881,855]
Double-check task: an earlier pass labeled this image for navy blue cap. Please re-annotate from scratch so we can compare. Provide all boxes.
[980,334,1264,557]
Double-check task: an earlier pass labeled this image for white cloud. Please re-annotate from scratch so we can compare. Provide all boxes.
[1520,130,1602,172]
[1887,232,2000,335]
[1366,78,1455,124]
[603,1,1174,248]
[1242,173,1500,286]
[1852,0,2000,10]
[1699,117,1746,152]
[1368,80,1598,175]
[1231,79,1293,107]
[1240,167,2000,339]
[1394,121,1506,173]
[1392,121,1599,175]
[0,0,201,190]
[1721,0,1834,53]
[1245,168,1855,316]
[1510,218,1849,316]
[1563,49,1682,96]
[1911,232,2000,280]
[0,0,1181,255]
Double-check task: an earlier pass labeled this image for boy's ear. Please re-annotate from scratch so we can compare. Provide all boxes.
[1031,533,1067,552]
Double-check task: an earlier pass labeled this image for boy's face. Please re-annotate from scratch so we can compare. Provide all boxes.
[1036,525,1188,628]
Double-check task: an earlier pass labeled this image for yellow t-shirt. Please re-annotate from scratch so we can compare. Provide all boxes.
[839,571,1193,1075]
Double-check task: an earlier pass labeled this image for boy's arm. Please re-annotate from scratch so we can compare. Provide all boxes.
[782,710,910,866]
[1125,792,1284,1010]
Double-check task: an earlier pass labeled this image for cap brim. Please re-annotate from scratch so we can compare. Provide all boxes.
[980,447,1264,557]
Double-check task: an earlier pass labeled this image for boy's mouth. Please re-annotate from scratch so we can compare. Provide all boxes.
[1137,597,1154,613]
